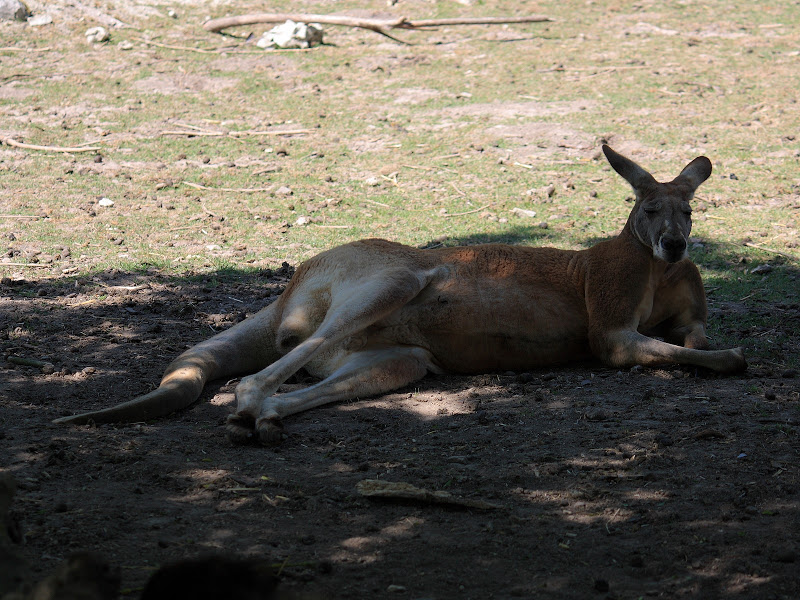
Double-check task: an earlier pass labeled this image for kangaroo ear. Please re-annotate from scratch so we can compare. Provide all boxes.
[673,156,712,192]
[602,145,656,191]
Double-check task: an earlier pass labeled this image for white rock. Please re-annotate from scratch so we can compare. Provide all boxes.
[98,197,114,207]
[27,13,52,26]
[0,0,29,21]
[257,20,323,49]
[86,26,109,43]
[511,207,537,218]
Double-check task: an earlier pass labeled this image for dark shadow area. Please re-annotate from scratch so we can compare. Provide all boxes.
[418,223,556,249]
[1,247,798,599]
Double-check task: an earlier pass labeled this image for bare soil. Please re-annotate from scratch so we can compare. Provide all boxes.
[1,270,799,599]
[1,0,800,598]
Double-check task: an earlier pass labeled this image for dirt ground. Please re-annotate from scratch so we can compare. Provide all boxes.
[1,0,800,598]
[1,268,798,599]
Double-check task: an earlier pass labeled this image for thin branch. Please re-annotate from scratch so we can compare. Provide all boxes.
[0,47,52,53]
[441,204,490,218]
[744,242,796,259]
[1,137,100,153]
[162,128,310,138]
[0,262,52,268]
[134,37,230,54]
[181,181,274,193]
[203,13,552,44]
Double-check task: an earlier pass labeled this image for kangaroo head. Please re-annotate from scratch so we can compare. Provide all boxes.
[602,145,712,263]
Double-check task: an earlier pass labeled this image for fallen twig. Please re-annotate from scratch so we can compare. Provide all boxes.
[162,128,310,138]
[0,262,52,268]
[1,137,100,153]
[0,47,52,53]
[356,479,502,510]
[744,242,795,259]
[181,181,274,193]
[441,204,490,218]
[204,13,552,44]
[134,37,231,54]
[0,215,41,219]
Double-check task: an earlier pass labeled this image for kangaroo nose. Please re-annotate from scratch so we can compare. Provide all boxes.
[660,235,687,255]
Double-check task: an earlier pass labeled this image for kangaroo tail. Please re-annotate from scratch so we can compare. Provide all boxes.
[53,302,281,425]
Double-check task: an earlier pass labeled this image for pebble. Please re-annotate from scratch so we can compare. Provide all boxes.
[0,0,28,20]
[27,13,51,26]
[85,26,110,43]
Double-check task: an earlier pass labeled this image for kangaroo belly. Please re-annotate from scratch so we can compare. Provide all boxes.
[372,280,591,373]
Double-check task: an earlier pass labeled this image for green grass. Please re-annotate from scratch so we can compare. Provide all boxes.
[1,0,798,367]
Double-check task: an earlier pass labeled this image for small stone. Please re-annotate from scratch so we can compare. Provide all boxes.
[275,185,293,196]
[0,0,29,21]
[511,207,537,218]
[118,40,134,50]
[365,176,381,187]
[386,585,406,593]
[27,13,51,26]
[98,197,114,207]
[515,372,534,384]
[655,434,674,447]
[750,263,773,275]
[585,409,608,421]
[41,363,55,375]
[85,26,110,43]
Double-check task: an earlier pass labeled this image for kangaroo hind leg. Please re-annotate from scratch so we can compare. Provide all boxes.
[227,266,438,443]
[229,346,433,445]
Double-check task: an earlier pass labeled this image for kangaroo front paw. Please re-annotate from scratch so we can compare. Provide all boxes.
[226,413,257,445]
[255,417,285,446]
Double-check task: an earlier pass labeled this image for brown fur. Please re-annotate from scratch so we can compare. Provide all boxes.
[54,146,745,444]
